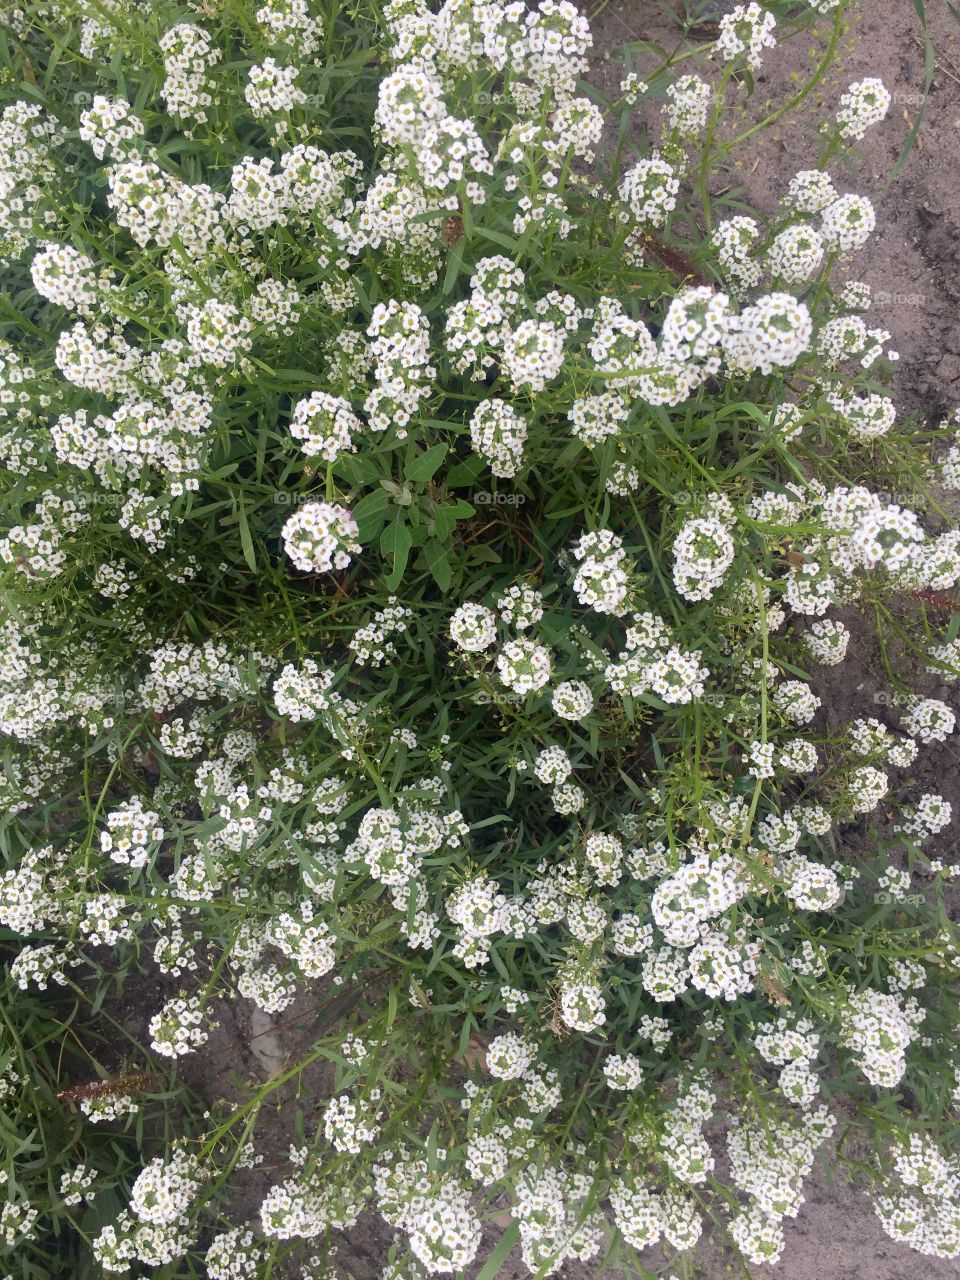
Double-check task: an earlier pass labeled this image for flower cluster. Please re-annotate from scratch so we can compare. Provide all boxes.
[282,502,361,573]
[0,5,954,1280]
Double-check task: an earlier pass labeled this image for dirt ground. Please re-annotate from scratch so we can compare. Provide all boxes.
[121,3,960,1277]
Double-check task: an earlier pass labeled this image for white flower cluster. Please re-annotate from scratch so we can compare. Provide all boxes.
[31,242,101,310]
[664,74,712,140]
[100,797,164,870]
[559,969,606,1031]
[323,1093,382,1154]
[836,78,891,140]
[159,24,221,123]
[717,3,777,71]
[273,660,335,722]
[502,319,567,393]
[569,528,632,615]
[288,391,361,461]
[282,501,361,573]
[129,1152,200,1227]
[767,223,824,284]
[803,617,850,665]
[511,1162,606,1273]
[619,155,679,228]
[652,849,748,947]
[874,1135,960,1258]
[821,193,876,253]
[672,511,736,601]
[78,95,144,162]
[365,299,435,437]
[902,696,955,745]
[727,1107,835,1263]
[486,1030,537,1080]
[374,1157,481,1275]
[256,0,323,54]
[712,216,763,288]
[349,598,413,666]
[449,602,497,653]
[604,611,709,705]
[148,994,213,1058]
[723,292,813,375]
[497,638,553,695]
[897,792,953,841]
[245,57,306,120]
[552,679,593,721]
[469,398,528,477]
[839,987,925,1087]
[444,871,510,965]
[497,583,544,630]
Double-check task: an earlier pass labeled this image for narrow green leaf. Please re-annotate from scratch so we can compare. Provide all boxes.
[237,500,257,572]
[474,1224,520,1280]
[441,237,466,296]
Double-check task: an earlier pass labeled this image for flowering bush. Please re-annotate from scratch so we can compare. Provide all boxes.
[1,0,959,1276]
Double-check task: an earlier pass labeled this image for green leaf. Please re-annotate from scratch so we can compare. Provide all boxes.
[441,236,467,296]
[432,503,459,541]
[381,517,412,590]
[405,443,448,484]
[237,500,257,573]
[446,454,486,487]
[407,206,450,226]
[469,544,501,564]
[474,1224,520,1280]
[352,486,391,535]
[335,454,379,485]
[353,486,391,542]
[474,225,519,254]
[425,539,452,592]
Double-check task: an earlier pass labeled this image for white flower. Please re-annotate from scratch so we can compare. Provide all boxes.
[282,502,361,573]
[449,603,497,652]
[723,292,812,374]
[496,638,553,694]
[486,1031,536,1079]
[559,975,606,1032]
[837,78,891,140]
[288,392,361,461]
[619,155,679,227]
[767,224,824,283]
[717,2,777,70]
[672,515,735,601]
[469,399,527,476]
[552,680,593,720]
[570,529,633,615]
[821,194,876,253]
